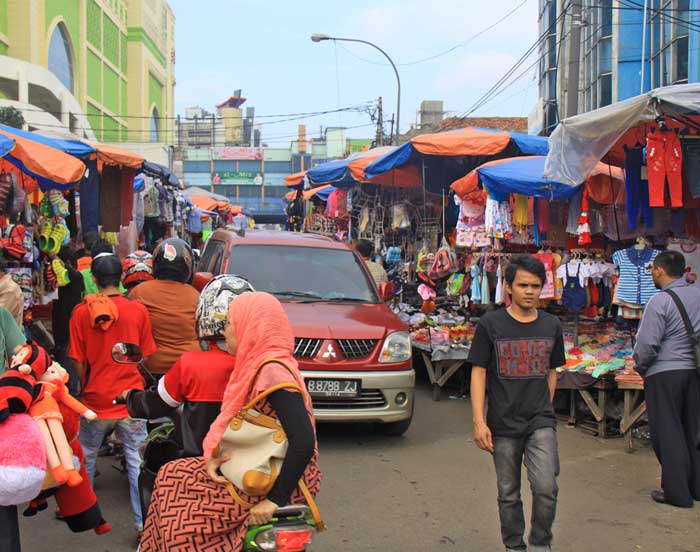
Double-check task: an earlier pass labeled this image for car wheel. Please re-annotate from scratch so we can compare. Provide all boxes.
[377,404,414,436]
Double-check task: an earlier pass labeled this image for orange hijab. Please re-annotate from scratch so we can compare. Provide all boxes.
[202,292,313,459]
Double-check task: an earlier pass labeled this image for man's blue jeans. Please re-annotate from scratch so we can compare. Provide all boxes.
[79,417,147,529]
[492,427,559,551]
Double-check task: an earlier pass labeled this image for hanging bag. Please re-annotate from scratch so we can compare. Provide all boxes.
[664,289,700,376]
[217,359,325,529]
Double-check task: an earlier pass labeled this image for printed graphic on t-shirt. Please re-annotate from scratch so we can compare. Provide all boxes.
[495,338,555,379]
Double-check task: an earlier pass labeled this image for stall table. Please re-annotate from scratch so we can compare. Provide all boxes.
[556,372,616,438]
[618,381,646,453]
[413,342,470,401]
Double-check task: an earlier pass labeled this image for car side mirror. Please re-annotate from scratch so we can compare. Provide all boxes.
[112,342,143,364]
[379,281,395,302]
[193,271,214,292]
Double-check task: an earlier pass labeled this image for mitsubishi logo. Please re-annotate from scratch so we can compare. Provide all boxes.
[321,344,337,359]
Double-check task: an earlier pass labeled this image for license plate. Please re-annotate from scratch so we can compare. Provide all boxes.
[305,378,360,398]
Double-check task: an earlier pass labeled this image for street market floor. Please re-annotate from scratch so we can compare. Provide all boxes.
[20,382,700,552]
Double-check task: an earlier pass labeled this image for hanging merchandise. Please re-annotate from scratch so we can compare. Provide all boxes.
[484,198,512,239]
[428,238,457,279]
[326,189,349,220]
[470,262,481,304]
[385,246,402,264]
[494,262,506,305]
[446,273,465,297]
[576,190,592,245]
[0,171,14,215]
[480,262,490,306]
[390,203,411,230]
[533,252,555,299]
[612,243,660,306]
[624,147,653,230]
[647,129,683,208]
[560,263,587,312]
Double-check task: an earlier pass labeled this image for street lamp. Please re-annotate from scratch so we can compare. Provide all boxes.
[311,34,401,146]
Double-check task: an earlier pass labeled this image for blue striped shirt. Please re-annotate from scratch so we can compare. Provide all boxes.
[612,247,659,305]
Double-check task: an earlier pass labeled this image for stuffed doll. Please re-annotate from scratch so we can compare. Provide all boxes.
[0,344,48,507]
[29,362,97,487]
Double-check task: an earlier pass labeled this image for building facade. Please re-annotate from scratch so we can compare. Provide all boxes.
[0,0,175,144]
[535,0,700,134]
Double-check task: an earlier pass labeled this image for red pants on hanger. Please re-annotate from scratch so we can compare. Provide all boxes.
[647,131,683,207]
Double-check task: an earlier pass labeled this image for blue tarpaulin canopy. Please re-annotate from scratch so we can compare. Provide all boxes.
[471,157,583,202]
[0,134,13,158]
[307,157,357,186]
[363,128,549,192]
[0,124,95,157]
[142,160,180,188]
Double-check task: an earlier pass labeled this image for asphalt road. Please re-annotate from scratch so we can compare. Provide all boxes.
[18,382,700,552]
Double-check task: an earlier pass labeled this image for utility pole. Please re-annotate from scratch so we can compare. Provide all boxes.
[565,1,582,118]
[375,96,384,147]
[388,114,395,146]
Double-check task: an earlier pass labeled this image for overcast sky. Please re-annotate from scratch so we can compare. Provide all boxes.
[169,0,539,145]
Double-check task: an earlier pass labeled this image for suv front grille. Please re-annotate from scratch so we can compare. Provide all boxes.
[336,339,378,360]
[294,338,322,359]
[312,389,387,409]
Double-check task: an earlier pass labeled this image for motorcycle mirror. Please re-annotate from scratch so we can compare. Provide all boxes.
[112,342,144,364]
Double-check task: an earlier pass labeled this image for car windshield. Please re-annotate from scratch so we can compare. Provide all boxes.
[228,244,379,303]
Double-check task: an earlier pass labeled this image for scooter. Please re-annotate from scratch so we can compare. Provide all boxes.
[111,343,319,552]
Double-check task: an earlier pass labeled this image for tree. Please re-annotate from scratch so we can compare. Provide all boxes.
[0,107,25,129]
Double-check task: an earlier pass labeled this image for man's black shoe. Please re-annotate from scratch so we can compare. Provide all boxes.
[651,489,693,508]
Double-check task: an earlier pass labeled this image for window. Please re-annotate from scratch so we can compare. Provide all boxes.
[48,23,74,92]
[150,108,160,142]
[228,245,379,303]
[581,0,613,111]
[200,239,226,274]
[649,0,691,86]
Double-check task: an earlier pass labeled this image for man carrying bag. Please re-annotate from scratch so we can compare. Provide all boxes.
[634,250,700,508]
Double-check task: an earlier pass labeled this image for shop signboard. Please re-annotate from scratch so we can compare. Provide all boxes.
[219,171,264,185]
[213,147,263,161]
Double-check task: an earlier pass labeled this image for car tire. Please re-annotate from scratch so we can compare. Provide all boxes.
[377,404,414,436]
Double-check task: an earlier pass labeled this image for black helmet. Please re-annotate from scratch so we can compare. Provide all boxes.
[152,238,194,283]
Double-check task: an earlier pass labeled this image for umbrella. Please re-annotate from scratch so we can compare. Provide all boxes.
[306,146,421,188]
[285,184,335,201]
[364,127,548,192]
[1,123,94,157]
[452,156,625,205]
[544,83,700,186]
[0,127,86,190]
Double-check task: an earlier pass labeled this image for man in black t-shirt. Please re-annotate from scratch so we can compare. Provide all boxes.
[468,255,565,552]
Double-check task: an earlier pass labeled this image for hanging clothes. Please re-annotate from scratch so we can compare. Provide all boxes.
[470,263,481,304]
[533,253,555,299]
[612,246,660,306]
[120,168,135,227]
[99,166,122,232]
[480,263,491,306]
[80,159,100,233]
[624,147,654,229]
[495,263,506,305]
[512,194,529,233]
[647,130,683,208]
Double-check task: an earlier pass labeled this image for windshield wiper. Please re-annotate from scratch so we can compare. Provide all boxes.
[273,291,324,301]
[322,296,372,303]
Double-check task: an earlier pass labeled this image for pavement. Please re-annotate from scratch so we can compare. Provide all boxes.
[18,381,700,552]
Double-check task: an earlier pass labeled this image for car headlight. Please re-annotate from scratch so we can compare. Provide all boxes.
[379,331,412,363]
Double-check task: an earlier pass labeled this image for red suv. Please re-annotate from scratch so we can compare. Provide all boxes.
[195,229,414,435]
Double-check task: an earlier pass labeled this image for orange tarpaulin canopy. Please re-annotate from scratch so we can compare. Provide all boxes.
[87,142,144,169]
[0,128,85,189]
[188,195,231,212]
[348,147,422,188]
[285,184,334,201]
[285,171,306,187]
[411,127,512,157]
[451,156,626,205]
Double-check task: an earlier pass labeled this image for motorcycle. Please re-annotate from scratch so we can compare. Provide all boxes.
[111,343,318,552]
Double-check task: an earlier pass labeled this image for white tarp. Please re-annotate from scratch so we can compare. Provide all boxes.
[544,84,700,186]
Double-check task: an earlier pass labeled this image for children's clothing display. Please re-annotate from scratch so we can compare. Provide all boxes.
[612,246,660,306]
[647,130,683,208]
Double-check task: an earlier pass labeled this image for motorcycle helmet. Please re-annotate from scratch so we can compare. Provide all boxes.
[196,274,255,340]
[121,250,154,289]
[152,238,194,283]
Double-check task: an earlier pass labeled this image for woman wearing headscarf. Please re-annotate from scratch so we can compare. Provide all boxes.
[139,292,321,551]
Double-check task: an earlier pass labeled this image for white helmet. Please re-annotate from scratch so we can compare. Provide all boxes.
[196,275,255,340]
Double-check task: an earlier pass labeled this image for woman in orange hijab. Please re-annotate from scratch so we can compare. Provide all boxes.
[139,292,321,551]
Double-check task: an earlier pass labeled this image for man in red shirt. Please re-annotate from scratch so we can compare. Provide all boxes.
[69,253,157,536]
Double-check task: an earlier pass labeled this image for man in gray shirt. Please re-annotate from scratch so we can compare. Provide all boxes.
[634,250,700,508]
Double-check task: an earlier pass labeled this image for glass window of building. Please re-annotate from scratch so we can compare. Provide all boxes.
[48,23,74,93]
[150,109,160,142]
[650,0,691,86]
[582,0,613,109]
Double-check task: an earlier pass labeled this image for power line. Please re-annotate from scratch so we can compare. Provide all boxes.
[335,0,529,67]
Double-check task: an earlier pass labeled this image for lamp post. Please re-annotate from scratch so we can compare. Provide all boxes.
[311,33,401,146]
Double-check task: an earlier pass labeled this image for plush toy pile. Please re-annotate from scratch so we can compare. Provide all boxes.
[0,343,111,535]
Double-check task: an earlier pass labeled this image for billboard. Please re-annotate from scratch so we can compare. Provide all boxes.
[213,147,263,160]
[217,171,264,185]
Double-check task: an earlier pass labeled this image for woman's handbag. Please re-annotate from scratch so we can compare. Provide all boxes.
[217,359,325,529]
